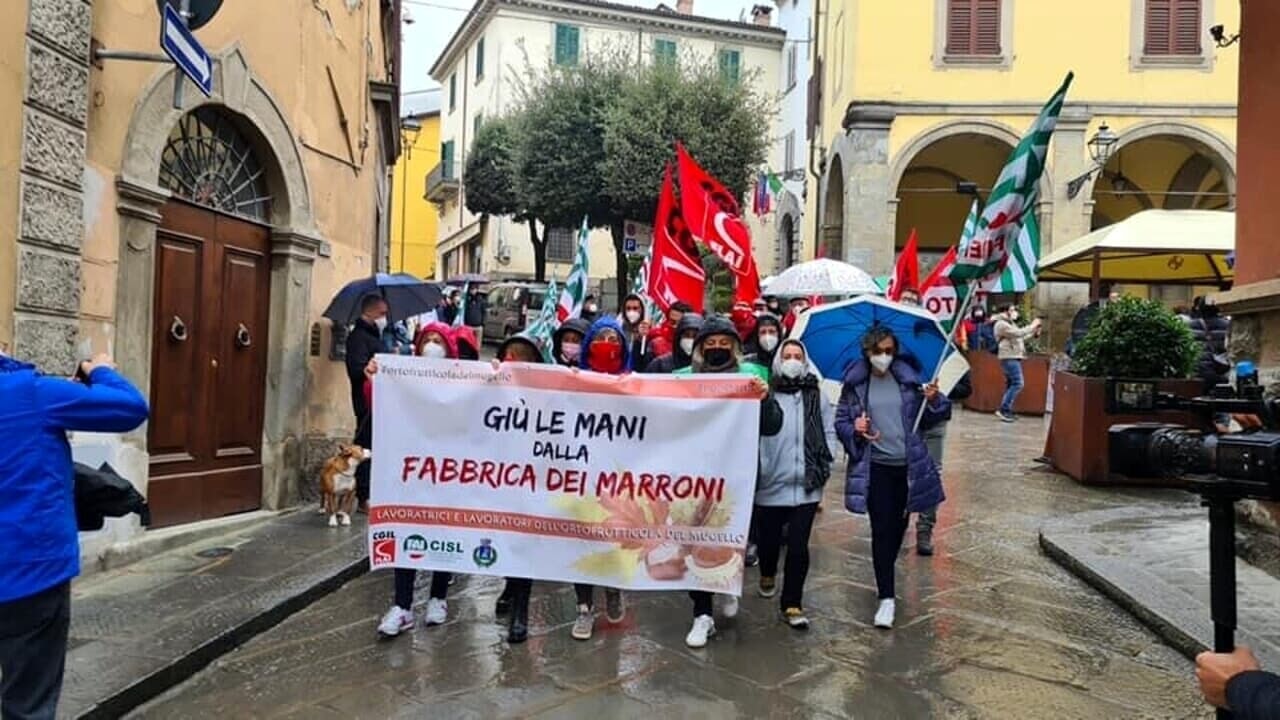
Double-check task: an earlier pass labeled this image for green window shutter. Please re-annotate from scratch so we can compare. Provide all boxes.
[476,37,485,79]
[555,24,580,66]
[718,49,740,83]
[654,38,677,66]
[473,114,483,138]
[441,141,455,180]
[449,73,456,111]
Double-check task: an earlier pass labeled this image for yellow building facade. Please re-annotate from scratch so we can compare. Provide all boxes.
[391,90,440,278]
[0,0,401,551]
[809,0,1238,332]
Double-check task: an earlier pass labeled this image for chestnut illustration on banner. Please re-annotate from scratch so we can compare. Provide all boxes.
[643,542,689,581]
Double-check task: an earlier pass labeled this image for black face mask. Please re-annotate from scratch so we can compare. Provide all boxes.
[704,348,733,368]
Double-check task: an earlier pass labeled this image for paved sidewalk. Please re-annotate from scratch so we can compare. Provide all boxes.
[1041,505,1280,669]
[61,510,368,719]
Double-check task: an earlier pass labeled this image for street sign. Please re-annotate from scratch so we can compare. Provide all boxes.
[156,0,223,30]
[624,237,638,255]
[160,4,212,97]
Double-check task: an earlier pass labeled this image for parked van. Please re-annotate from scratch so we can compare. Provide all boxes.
[483,282,549,342]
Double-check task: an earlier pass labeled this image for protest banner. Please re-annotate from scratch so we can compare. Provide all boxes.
[368,355,762,595]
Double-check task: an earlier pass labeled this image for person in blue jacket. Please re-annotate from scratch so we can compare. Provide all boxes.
[1197,646,1280,719]
[834,327,948,630]
[0,352,148,720]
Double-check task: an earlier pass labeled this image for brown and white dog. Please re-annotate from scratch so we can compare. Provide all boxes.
[320,445,369,527]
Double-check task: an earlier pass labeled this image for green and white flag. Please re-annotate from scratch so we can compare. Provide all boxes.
[556,217,590,322]
[452,282,469,327]
[983,210,1041,293]
[950,72,1072,283]
[631,243,659,319]
[524,278,560,363]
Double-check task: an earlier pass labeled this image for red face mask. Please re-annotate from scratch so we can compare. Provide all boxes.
[587,341,624,374]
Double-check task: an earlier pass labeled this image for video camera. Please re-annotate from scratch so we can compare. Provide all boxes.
[1104,369,1277,719]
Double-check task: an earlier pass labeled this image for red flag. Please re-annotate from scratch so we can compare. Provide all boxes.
[887,229,920,301]
[675,143,761,304]
[920,245,956,293]
[649,164,706,313]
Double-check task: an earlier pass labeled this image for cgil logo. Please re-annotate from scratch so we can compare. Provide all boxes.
[372,530,396,565]
[402,535,464,560]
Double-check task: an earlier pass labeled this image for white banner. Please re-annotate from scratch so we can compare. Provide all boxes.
[369,356,762,595]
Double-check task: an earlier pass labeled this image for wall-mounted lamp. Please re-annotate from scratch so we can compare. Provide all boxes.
[1066,122,1119,200]
[1210,24,1240,48]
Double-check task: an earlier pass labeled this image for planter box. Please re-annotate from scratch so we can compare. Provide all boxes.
[962,351,1049,416]
[1043,372,1207,485]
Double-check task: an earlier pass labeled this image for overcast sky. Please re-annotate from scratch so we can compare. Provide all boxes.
[400,0,759,99]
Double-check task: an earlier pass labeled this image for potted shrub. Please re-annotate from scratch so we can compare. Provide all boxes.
[1043,297,1205,485]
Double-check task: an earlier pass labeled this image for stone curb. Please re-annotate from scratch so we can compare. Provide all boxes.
[74,553,370,719]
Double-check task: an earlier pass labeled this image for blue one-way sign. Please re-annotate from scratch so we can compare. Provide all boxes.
[160,4,212,97]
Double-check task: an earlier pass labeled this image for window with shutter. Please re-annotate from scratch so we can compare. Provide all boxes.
[441,140,455,180]
[1144,0,1202,56]
[555,24,580,66]
[945,0,1001,56]
[449,73,456,112]
[719,49,741,83]
[654,38,677,67]
[476,37,485,80]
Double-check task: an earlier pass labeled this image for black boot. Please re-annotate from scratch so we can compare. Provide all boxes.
[495,580,514,616]
[507,581,530,644]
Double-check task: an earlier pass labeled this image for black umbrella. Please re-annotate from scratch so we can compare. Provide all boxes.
[322,273,444,326]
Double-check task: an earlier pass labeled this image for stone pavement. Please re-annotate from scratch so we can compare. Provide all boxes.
[130,412,1221,719]
[62,510,368,719]
[1041,505,1280,669]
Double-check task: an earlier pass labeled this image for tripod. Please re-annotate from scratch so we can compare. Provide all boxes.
[1205,493,1238,720]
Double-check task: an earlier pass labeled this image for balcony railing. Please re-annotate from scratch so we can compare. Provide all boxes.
[426,163,459,202]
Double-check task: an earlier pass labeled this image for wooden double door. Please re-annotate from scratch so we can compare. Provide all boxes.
[148,200,271,528]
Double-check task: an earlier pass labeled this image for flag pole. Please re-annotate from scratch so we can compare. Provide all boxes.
[912,279,978,434]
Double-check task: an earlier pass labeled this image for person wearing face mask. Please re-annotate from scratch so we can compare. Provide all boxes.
[676,317,782,648]
[568,317,633,639]
[835,327,949,629]
[412,322,458,360]
[746,314,783,373]
[765,296,782,317]
[551,318,591,368]
[993,304,1042,423]
[644,312,704,374]
[755,340,837,630]
[962,305,996,353]
[346,294,388,511]
[619,294,653,370]
[581,294,600,323]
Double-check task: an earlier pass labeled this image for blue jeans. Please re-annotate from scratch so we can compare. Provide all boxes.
[1000,359,1025,415]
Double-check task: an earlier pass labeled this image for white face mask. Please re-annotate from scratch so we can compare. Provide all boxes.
[625,310,641,324]
[780,358,806,379]
[561,342,581,361]
[758,334,779,352]
[585,303,598,313]
[1009,310,1020,321]
[680,338,695,355]
[421,342,446,359]
[374,316,388,332]
[869,354,893,373]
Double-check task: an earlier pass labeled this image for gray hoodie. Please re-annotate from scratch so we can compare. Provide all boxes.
[755,346,839,508]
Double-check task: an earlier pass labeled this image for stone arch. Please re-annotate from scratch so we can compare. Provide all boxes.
[1108,120,1237,197]
[774,189,803,268]
[820,151,846,260]
[887,119,1055,204]
[114,46,324,513]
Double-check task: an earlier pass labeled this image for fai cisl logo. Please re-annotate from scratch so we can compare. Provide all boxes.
[473,538,498,568]
[403,535,464,561]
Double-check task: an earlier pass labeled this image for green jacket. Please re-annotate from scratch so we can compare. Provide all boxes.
[674,361,770,383]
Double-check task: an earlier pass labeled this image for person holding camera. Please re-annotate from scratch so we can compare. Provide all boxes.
[0,352,148,720]
[1196,646,1280,718]
[992,304,1042,423]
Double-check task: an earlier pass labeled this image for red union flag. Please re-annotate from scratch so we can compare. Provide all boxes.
[675,143,761,304]
[649,164,706,313]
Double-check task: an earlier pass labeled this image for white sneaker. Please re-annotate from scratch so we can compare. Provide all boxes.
[377,605,415,637]
[721,594,739,619]
[874,599,896,629]
[424,598,448,626]
[685,614,716,648]
[571,604,595,640]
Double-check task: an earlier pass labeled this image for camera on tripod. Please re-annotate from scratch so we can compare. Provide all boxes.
[1106,364,1280,502]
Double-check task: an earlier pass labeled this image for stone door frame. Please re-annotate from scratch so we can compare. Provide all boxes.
[114,46,324,513]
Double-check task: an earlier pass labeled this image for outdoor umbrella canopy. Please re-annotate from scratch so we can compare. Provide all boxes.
[792,295,950,382]
[1038,209,1234,287]
[765,258,881,298]
[322,273,444,326]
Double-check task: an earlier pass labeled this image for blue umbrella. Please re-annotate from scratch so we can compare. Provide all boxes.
[322,273,444,326]
[792,295,950,382]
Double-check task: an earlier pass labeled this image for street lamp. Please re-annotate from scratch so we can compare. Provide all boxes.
[1067,122,1118,200]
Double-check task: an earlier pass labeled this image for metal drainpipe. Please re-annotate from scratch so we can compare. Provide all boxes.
[807,0,823,258]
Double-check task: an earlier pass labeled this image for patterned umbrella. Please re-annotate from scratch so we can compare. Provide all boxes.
[766,259,880,298]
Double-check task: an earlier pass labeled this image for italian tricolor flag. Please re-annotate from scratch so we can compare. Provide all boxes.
[949,72,1072,283]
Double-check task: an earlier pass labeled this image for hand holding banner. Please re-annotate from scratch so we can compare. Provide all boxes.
[369,356,761,595]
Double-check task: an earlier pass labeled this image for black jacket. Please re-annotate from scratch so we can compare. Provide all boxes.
[1185,311,1231,388]
[552,318,592,367]
[744,314,783,369]
[464,294,486,327]
[345,319,382,419]
[75,462,150,531]
[1227,670,1280,720]
[643,313,704,374]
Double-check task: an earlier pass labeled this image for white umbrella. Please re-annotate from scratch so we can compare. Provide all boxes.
[765,258,880,297]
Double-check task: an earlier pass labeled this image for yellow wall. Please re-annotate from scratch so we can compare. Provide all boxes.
[0,1,28,350]
[391,115,439,278]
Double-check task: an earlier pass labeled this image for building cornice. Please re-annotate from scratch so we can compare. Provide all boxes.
[841,100,1237,130]
[431,0,785,81]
